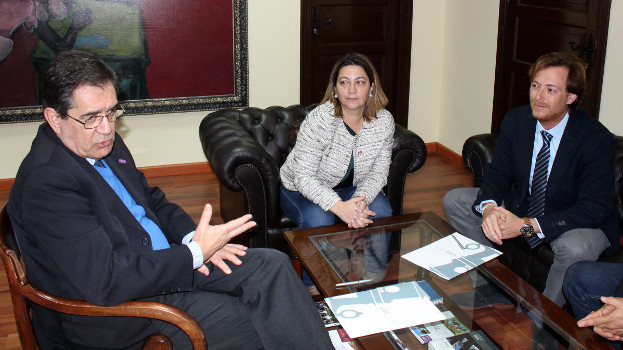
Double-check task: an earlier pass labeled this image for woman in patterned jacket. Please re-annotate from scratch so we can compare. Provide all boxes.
[280,53,395,288]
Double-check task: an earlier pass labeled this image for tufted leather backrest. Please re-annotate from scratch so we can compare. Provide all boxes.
[225,105,316,166]
[462,134,498,188]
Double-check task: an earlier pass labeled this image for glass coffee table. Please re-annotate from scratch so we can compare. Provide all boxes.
[284,212,611,349]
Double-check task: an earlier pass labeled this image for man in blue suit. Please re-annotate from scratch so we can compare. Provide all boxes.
[8,49,333,349]
[444,52,617,308]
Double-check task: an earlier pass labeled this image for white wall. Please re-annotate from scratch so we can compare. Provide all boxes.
[436,1,499,153]
[249,1,301,108]
[408,1,445,145]
[1,1,623,179]
[598,0,623,136]
[428,1,623,152]
[406,0,499,150]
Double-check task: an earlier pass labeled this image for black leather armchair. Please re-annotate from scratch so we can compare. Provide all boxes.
[462,133,623,292]
[199,105,427,254]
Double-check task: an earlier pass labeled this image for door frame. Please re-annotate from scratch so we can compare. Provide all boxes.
[491,0,611,134]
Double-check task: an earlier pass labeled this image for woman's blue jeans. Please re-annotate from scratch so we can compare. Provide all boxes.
[280,184,393,285]
[280,185,393,229]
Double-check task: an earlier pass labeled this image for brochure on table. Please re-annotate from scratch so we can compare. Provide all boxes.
[328,329,362,350]
[401,232,502,280]
[410,310,470,344]
[324,281,446,338]
[428,330,499,350]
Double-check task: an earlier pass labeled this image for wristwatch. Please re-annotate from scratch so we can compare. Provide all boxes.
[520,217,534,237]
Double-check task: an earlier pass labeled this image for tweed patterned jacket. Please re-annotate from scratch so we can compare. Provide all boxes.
[280,101,395,211]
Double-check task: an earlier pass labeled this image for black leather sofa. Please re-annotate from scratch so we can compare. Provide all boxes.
[462,133,623,292]
[199,104,427,255]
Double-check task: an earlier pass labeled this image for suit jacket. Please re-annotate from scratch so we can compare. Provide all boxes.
[8,123,198,348]
[473,105,618,253]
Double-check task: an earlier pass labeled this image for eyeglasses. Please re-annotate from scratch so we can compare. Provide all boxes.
[64,105,125,129]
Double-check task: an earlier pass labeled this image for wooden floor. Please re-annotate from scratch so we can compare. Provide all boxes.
[0,152,475,349]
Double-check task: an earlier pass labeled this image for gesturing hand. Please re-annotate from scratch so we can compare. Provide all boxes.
[192,204,256,264]
[197,244,248,277]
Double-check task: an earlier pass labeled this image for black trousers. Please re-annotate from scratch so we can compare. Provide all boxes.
[153,248,333,350]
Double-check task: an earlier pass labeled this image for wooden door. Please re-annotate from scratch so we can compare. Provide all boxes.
[491,0,611,133]
[300,0,413,128]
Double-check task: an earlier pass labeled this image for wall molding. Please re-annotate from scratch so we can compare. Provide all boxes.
[0,142,463,191]
[140,162,213,178]
[0,178,13,191]
[425,142,463,167]
[0,162,214,191]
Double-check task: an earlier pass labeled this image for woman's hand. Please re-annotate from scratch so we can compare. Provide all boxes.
[330,195,375,228]
[355,195,375,217]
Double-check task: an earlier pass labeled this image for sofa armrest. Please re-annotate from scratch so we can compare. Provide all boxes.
[199,111,281,232]
[385,125,427,215]
[462,134,499,187]
[200,110,280,192]
[392,125,427,173]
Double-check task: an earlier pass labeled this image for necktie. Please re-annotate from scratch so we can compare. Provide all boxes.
[93,159,171,250]
[525,131,553,248]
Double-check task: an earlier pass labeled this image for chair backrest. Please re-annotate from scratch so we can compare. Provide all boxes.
[225,104,317,167]
[0,205,40,349]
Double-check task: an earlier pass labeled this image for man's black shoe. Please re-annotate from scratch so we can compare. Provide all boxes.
[451,283,514,309]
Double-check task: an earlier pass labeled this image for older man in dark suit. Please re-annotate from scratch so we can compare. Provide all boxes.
[8,49,333,349]
[443,52,617,307]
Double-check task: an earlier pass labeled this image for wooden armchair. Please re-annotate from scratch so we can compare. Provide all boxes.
[0,206,207,350]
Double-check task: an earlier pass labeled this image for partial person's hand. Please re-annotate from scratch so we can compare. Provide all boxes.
[197,264,210,276]
[578,296,623,341]
[490,207,524,240]
[330,196,373,229]
[192,204,256,263]
[481,204,504,245]
[196,244,248,277]
[350,234,372,254]
[354,195,375,216]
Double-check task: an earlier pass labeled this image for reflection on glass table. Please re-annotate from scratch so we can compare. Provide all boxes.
[311,228,392,288]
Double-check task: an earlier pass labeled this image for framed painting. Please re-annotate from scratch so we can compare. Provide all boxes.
[0,0,248,123]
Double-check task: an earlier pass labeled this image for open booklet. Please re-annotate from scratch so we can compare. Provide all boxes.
[401,232,502,280]
[324,281,446,338]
